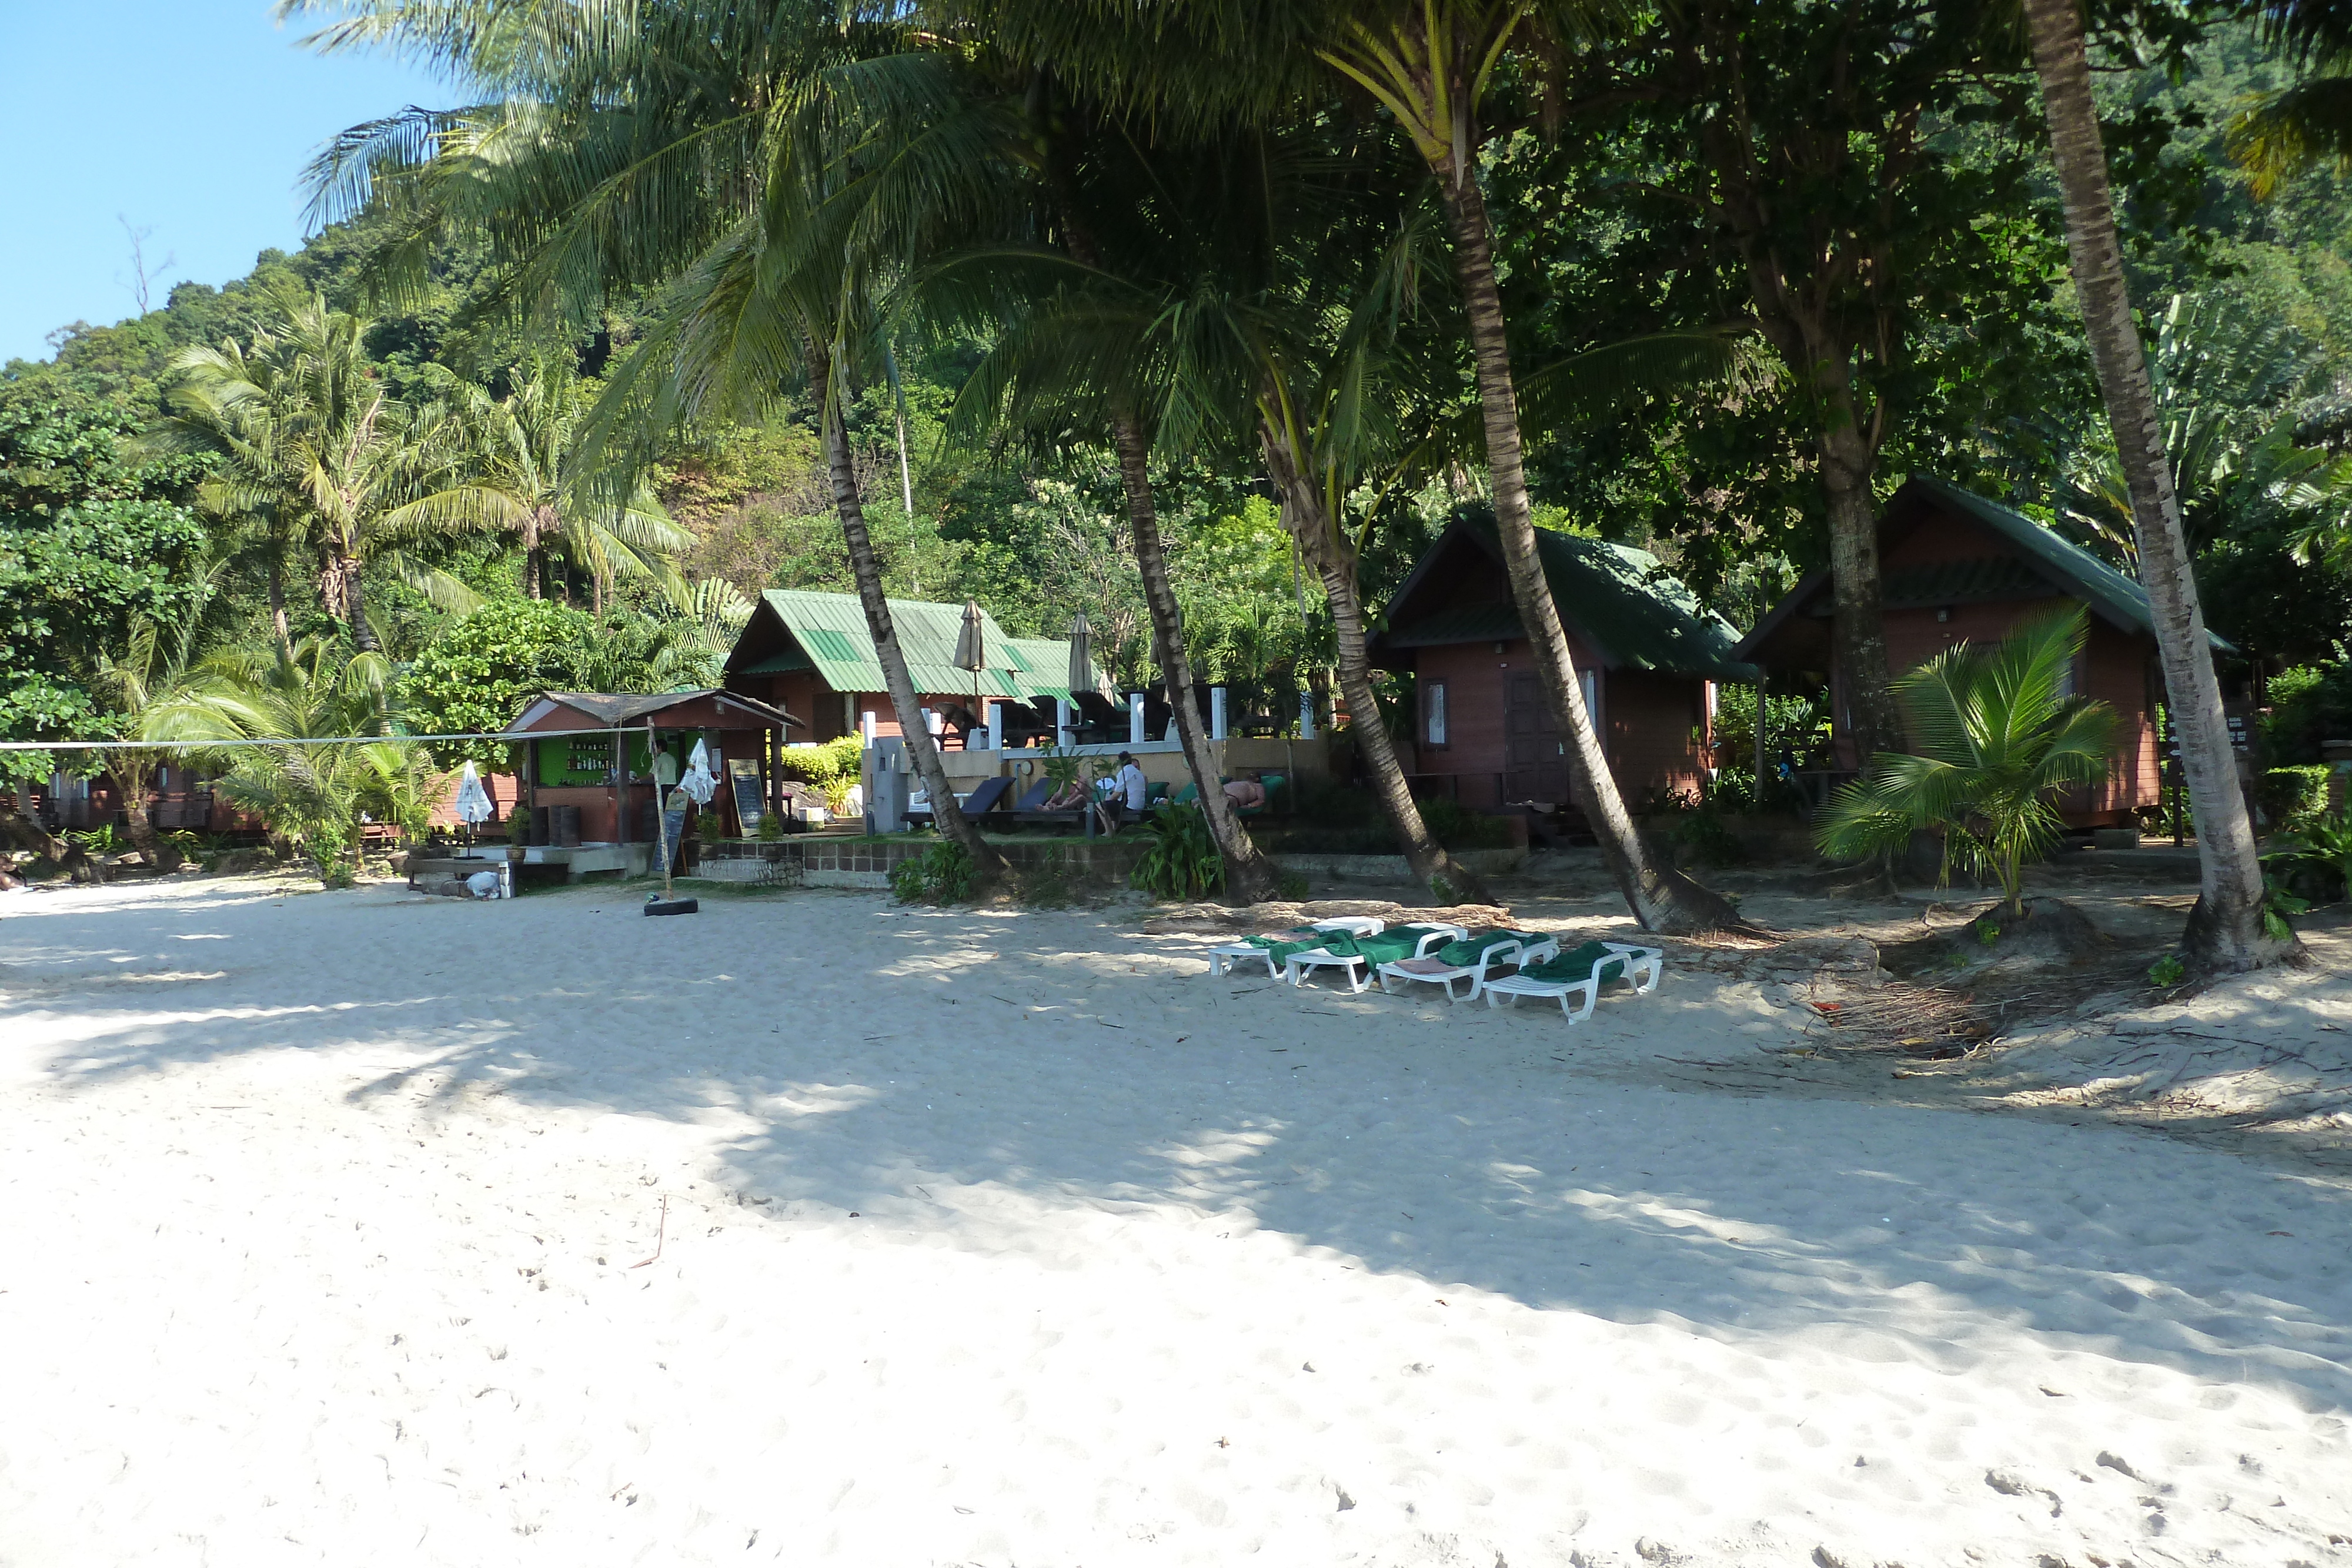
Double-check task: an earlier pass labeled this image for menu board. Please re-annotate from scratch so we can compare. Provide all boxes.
[729,760,763,837]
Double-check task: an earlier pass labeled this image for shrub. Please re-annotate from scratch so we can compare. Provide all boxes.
[1131,803,1225,899]
[2257,765,2332,832]
[888,838,975,903]
[778,734,865,813]
[755,810,786,842]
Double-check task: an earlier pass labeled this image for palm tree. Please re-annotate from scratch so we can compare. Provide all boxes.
[2229,0,2352,197]
[1818,609,2119,921]
[390,360,691,610]
[89,561,230,872]
[155,286,483,650]
[289,2,1017,883]
[2020,0,2294,972]
[966,0,1745,930]
[146,636,433,886]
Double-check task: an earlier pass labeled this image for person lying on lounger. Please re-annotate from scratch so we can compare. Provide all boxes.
[1221,776,1266,811]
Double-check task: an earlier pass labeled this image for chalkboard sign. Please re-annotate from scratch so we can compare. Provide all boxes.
[729,760,763,837]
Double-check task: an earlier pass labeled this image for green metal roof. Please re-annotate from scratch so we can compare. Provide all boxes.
[1878,556,2052,610]
[1898,475,2178,637]
[1384,520,1759,680]
[747,590,1100,701]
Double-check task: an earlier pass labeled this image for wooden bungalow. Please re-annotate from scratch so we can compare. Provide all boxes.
[723,589,1097,747]
[1733,474,2220,827]
[1367,517,1758,813]
[504,688,800,846]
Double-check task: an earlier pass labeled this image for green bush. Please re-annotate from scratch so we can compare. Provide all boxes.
[399,597,589,768]
[755,810,786,842]
[888,838,975,903]
[1131,803,1225,899]
[1669,803,1746,867]
[778,735,865,813]
[2257,765,2332,831]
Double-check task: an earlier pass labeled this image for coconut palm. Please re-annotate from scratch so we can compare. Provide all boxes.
[2020,0,2293,972]
[390,360,691,610]
[2229,0,2352,198]
[89,560,232,872]
[153,286,483,650]
[288,1,1018,882]
[145,636,435,886]
[960,0,1743,931]
[1816,609,2119,921]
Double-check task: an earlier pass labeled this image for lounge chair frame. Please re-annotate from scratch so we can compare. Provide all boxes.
[1205,917,1384,978]
[1376,934,1562,1003]
[1481,942,1664,1024]
[1285,924,1468,993]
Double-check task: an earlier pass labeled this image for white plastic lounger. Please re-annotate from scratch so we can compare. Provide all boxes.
[1285,924,1467,994]
[1377,931,1562,1003]
[1206,916,1384,978]
[1482,942,1664,1024]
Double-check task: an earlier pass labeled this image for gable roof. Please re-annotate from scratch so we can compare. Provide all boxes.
[1732,474,2229,663]
[730,589,1101,703]
[509,689,800,730]
[1375,517,1759,680]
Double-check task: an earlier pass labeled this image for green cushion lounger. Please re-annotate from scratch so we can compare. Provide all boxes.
[1377,929,1561,1003]
[1207,916,1385,978]
[1285,923,1467,993]
[1482,940,1665,1024]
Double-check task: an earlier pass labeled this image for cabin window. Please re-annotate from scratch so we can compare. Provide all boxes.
[1424,680,1448,748]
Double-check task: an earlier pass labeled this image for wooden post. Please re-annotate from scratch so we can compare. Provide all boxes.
[613,727,627,845]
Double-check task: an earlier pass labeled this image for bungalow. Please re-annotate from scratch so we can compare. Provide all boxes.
[1733,474,2219,827]
[1367,517,1758,813]
[722,589,1098,747]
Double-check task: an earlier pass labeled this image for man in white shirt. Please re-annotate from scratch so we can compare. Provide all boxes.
[1114,752,1149,818]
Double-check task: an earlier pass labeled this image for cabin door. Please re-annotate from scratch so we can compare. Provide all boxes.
[1503,671,1572,804]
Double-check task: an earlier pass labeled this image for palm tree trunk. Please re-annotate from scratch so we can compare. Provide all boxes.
[524,512,546,600]
[1261,420,1490,904]
[109,757,181,872]
[268,557,291,656]
[817,343,1006,885]
[2023,0,2290,972]
[1111,411,1278,903]
[1815,370,1903,763]
[1434,161,1743,934]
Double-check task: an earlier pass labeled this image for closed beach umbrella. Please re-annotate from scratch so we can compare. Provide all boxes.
[454,760,493,825]
[954,599,987,673]
[681,739,719,806]
[1067,611,1094,696]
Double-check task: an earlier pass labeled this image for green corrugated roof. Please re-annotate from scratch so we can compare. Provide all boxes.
[1879,556,2051,610]
[751,590,1101,701]
[1387,521,1758,680]
[1900,474,2229,648]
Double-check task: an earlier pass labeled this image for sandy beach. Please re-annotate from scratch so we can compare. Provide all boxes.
[4,873,2350,1566]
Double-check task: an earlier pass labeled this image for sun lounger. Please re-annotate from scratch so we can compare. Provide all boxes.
[1376,928,1559,1002]
[1207,915,1385,978]
[1285,922,1468,993]
[1481,940,1664,1024]
[906,774,1013,828]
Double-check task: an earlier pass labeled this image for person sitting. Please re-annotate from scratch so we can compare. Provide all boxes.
[1112,752,1148,823]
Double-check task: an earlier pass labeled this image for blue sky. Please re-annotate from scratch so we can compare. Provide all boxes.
[0,2,451,365]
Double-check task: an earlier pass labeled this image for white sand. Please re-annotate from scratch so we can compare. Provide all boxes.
[4,877,2350,1566]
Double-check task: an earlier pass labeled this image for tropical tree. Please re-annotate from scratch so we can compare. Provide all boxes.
[2022,0,2296,972]
[1816,609,2119,921]
[292,2,1017,884]
[2229,0,2352,196]
[390,360,690,610]
[146,636,434,886]
[88,560,232,872]
[153,286,483,651]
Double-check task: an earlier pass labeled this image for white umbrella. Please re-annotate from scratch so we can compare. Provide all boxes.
[455,761,493,825]
[680,739,719,806]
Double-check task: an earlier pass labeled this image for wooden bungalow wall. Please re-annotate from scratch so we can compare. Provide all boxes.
[1826,505,2161,820]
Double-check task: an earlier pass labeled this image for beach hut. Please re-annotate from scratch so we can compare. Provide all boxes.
[1733,474,2217,827]
[722,589,1098,747]
[1367,517,1757,813]
[504,688,800,847]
